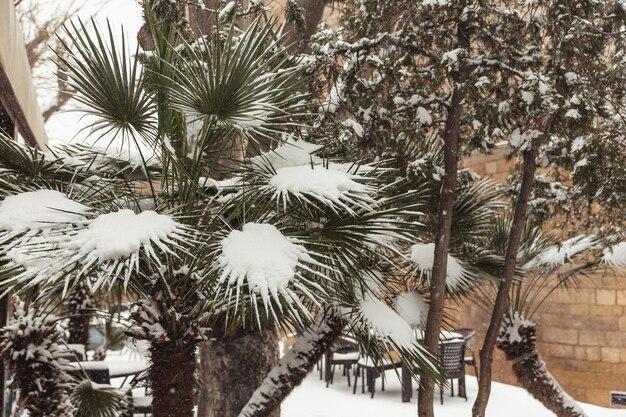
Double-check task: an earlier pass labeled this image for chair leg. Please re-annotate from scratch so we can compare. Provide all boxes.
[472,353,479,382]
[381,373,385,391]
[362,368,365,394]
[353,366,359,394]
[440,385,444,405]
[451,379,454,397]
[346,365,351,387]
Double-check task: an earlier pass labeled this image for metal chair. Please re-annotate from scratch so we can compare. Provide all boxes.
[438,339,467,404]
[454,328,479,380]
[352,355,402,398]
[325,337,359,387]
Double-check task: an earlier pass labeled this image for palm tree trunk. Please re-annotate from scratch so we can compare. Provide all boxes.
[472,146,537,417]
[149,341,197,417]
[238,308,344,417]
[196,328,280,417]
[498,312,587,417]
[67,286,93,354]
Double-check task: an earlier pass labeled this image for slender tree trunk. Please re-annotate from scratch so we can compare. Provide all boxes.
[472,147,537,417]
[197,328,280,417]
[498,312,587,417]
[417,14,470,417]
[417,86,462,417]
[238,307,344,417]
[284,0,327,54]
[149,341,197,417]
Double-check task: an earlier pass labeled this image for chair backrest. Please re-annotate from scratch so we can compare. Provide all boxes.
[455,328,477,351]
[439,339,465,379]
[333,336,358,354]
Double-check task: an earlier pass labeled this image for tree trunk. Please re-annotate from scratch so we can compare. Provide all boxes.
[417,14,470,416]
[238,308,344,417]
[149,341,197,417]
[472,147,537,417]
[67,286,93,354]
[498,312,587,417]
[284,0,327,54]
[197,328,280,417]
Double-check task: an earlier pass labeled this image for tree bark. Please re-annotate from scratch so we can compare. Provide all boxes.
[149,340,197,417]
[237,308,344,417]
[498,312,587,417]
[197,328,280,417]
[472,147,537,417]
[67,286,93,355]
[283,0,327,54]
[417,13,470,417]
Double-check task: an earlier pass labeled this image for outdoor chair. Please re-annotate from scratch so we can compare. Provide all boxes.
[326,336,359,387]
[438,339,467,404]
[454,328,479,380]
[352,355,402,398]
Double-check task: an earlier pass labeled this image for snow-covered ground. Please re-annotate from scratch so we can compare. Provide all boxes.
[282,370,622,417]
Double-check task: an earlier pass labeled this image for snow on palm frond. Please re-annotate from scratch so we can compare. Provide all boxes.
[267,165,374,214]
[353,295,440,380]
[524,235,597,269]
[410,242,471,292]
[602,242,626,267]
[0,190,89,235]
[395,291,428,329]
[6,209,194,294]
[214,223,328,326]
[359,296,415,349]
[249,138,322,170]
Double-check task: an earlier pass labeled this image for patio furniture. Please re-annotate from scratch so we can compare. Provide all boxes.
[325,337,359,387]
[438,339,467,404]
[352,355,402,398]
[455,328,479,381]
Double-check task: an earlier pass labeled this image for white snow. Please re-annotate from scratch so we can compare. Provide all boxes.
[268,165,372,210]
[343,118,365,137]
[394,291,428,329]
[281,371,619,417]
[0,190,89,233]
[565,109,580,119]
[219,1,236,21]
[250,139,322,170]
[522,90,535,105]
[409,243,468,291]
[602,242,626,267]
[359,296,415,349]
[218,223,313,302]
[525,235,596,268]
[68,209,182,261]
[416,107,432,125]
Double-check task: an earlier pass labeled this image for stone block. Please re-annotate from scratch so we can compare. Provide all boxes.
[586,347,601,361]
[540,328,578,345]
[596,289,616,305]
[550,344,574,358]
[601,347,621,363]
[579,330,605,346]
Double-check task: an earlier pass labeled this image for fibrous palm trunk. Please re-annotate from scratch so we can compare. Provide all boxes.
[67,286,93,354]
[197,327,280,417]
[149,341,197,417]
[238,308,344,417]
[497,312,587,417]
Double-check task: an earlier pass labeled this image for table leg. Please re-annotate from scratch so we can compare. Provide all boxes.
[401,363,412,402]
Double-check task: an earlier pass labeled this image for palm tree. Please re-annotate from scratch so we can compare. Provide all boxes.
[471,215,624,417]
[0,14,442,417]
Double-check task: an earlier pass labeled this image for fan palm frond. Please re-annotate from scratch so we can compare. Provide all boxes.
[59,19,157,148]
[71,379,129,417]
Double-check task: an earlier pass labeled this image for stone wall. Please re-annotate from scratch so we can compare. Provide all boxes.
[460,146,626,408]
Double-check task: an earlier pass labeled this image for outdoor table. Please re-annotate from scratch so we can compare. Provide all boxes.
[68,360,148,386]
